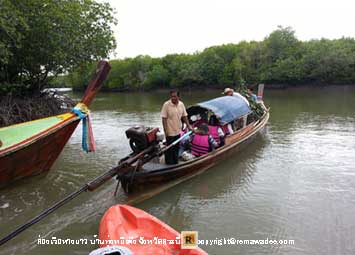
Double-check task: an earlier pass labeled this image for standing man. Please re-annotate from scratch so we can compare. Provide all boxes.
[161,90,192,165]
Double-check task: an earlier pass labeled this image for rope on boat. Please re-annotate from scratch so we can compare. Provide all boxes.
[129,159,142,187]
[72,103,96,153]
[114,178,121,196]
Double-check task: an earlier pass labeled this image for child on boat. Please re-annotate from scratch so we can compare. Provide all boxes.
[208,115,225,147]
[183,123,218,158]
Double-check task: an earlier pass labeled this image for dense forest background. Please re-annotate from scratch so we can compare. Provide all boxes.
[66,26,355,92]
[3,1,354,126]
[1,0,355,95]
[0,0,116,96]
[0,0,116,126]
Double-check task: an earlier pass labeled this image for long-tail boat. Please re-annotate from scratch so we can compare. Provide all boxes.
[116,93,269,194]
[0,61,111,188]
[0,88,267,247]
[89,204,207,255]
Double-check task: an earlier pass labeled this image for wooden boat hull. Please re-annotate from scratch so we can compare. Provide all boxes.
[0,118,79,187]
[118,111,269,193]
[0,61,111,188]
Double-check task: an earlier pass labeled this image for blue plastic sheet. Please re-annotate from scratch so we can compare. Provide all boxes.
[195,96,251,124]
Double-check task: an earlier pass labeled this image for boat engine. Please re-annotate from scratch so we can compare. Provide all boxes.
[125,125,162,153]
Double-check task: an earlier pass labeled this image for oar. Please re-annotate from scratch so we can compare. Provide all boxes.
[0,131,194,245]
[0,145,156,246]
[159,130,193,154]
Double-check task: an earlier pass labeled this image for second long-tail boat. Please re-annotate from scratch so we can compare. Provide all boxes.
[116,92,269,194]
[0,61,111,188]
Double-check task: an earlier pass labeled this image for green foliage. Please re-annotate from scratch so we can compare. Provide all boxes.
[263,26,300,63]
[198,48,226,86]
[104,56,157,91]
[260,26,303,83]
[172,54,203,87]
[0,0,117,95]
[301,38,355,83]
[67,62,97,91]
[236,84,264,118]
[0,83,31,97]
[68,26,355,91]
[0,0,27,66]
[144,64,170,90]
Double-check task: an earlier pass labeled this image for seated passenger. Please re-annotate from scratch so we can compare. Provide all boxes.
[233,118,244,130]
[247,87,258,102]
[208,115,225,146]
[221,123,233,135]
[190,114,207,128]
[189,123,218,157]
[222,87,250,106]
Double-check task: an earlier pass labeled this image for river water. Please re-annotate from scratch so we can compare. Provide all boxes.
[1,86,355,255]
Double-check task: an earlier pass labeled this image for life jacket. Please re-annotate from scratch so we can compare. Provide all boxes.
[208,125,220,145]
[222,124,230,136]
[191,134,210,156]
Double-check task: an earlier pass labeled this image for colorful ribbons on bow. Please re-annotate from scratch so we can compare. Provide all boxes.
[72,103,96,153]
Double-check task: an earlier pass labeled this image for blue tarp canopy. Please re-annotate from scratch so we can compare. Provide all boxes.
[188,96,251,125]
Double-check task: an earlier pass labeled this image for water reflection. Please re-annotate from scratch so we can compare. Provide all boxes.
[1,87,355,255]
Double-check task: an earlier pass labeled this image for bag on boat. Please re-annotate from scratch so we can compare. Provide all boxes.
[181,151,196,161]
